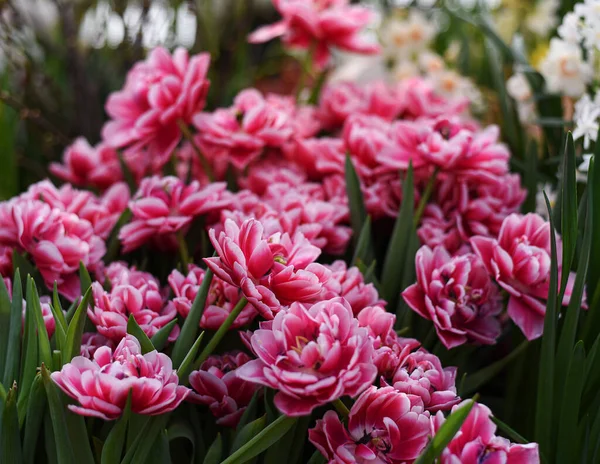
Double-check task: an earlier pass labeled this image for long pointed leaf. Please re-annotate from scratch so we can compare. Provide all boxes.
[126,315,155,354]
[230,415,267,455]
[559,133,577,297]
[177,331,205,384]
[79,262,92,297]
[30,277,53,369]
[351,215,373,267]
[3,270,22,385]
[1,386,22,463]
[101,392,133,464]
[62,288,92,364]
[345,155,367,245]
[0,276,11,379]
[18,277,39,422]
[23,374,47,464]
[150,319,178,352]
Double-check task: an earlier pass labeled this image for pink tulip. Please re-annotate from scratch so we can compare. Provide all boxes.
[291,137,346,179]
[433,401,540,464]
[318,81,400,130]
[402,246,503,349]
[240,157,307,195]
[51,335,189,420]
[249,0,380,69]
[309,386,431,463]
[50,138,123,191]
[471,213,577,340]
[80,333,115,359]
[397,77,469,120]
[323,261,384,315]
[188,352,260,427]
[389,349,460,412]
[167,265,257,330]
[236,297,377,416]
[0,246,12,277]
[119,176,230,253]
[89,280,179,343]
[102,47,210,165]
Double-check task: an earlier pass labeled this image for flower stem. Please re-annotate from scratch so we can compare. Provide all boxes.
[332,398,350,418]
[194,296,248,368]
[177,231,190,274]
[177,120,214,182]
[295,43,316,103]
[413,167,439,228]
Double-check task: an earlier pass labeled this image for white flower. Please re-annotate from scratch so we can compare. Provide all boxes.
[539,38,593,97]
[581,20,600,52]
[382,11,436,60]
[418,51,445,75]
[506,73,532,102]
[526,0,559,38]
[579,154,594,173]
[393,60,420,81]
[557,12,581,44]
[175,3,197,49]
[573,106,600,150]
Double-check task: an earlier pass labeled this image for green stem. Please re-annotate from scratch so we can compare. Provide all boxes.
[177,232,190,274]
[194,296,248,368]
[295,43,316,103]
[332,398,350,418]
[413,168,439,227]
[178,120,214,182]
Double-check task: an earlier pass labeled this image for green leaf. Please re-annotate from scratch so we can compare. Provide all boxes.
[41,364,75,464]
[177,331,205,384]
[150,319,178,352]
[414,400,475,464]
[62,288,92,364]
[264,415,310,464]
[23,374,47,464]
[556,341,585,462]
[50,285,68,351]
[203,433,223,464]
[79,262,92,297]
[101,392,132,464]
[351,215,373,267]
[307,450,326,464]
[221,415,298,464]
[345,155,367,246]
[0,276,11,380]
[490,416,528,444]
[534,192,559,456]
[1,385,22,463]
[462,340,528,395]
[126,315,155,354]
[236,390,260,434]
[18,278,39,422]
[559,133,577,297]
[122,414,170,464]
[66,412,95,464]
[382,164,415,312]
[29,277,53,369]
[3,270,22,386]
[172,269,213,367]
[586,152,600,345]
[230,415,267,455]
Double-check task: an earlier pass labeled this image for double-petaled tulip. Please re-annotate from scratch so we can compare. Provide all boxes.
[119,176,231,252]
[248,0,380,69]
[102,47,210,166]
[51,335,189,420]
[237,297,377,416]
[402,246,503,349]
[323,261,384,315]
[309,386,431,463]
[432,401,540,463]
[471,213,577,340]
[188,352,260,427]
[167,265,257,330]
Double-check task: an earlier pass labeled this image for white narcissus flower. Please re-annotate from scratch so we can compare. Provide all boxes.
[418,51,445,75]
[573,94,600,149]
[506,73,532,102]
[382,11,436,60]
[557,12,581,44]
[579,154,594,174]
[526,0,559,38]
[539,38,593,97]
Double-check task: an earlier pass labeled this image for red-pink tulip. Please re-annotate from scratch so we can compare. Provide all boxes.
[471,213,577,340]
[102,47,210,165]
[81,333,115,359]
[397,77,469,120]
[188,351,260,427]
[389,348,460,412]
[432,401,540,464]
[323,261,384,315]
[119,176,230,253]
[236,297,377,416]
[167,265,257,330]
[89,280,178,343]
[402,246,503,349]
[249,0,380,69]
[309,386,431,463]
[51,335,189,420]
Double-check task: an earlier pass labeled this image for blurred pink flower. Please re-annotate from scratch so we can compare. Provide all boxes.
[89,281,178,343]
[471,213,576,340]
[80,333,115,359]
[402,246,503,349]
[119,176,230,253]
[236,297,376,416]
[433,401,540,464]
[249,0,380,69]
[309,386,431,463]
[78,183,131,240]
[51,335,189,420]
[0,245,12,277]
[318,81,400,129]
[102,47,210,166]
[397,77,469,120]
[20,296,57,338]
[389,348,459,412]
[291,137,346,179]
[323,261,384,315]
[50,138,123,191]
[167,265,257,330]
[188,351,260,427]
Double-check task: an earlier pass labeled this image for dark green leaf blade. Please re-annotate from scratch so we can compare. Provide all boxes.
[126,315,155,354]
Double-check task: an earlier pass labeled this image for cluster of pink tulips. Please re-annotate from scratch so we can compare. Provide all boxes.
[5,1,596,463]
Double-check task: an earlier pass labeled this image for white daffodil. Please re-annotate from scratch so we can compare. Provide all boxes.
[539,38,593,97]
